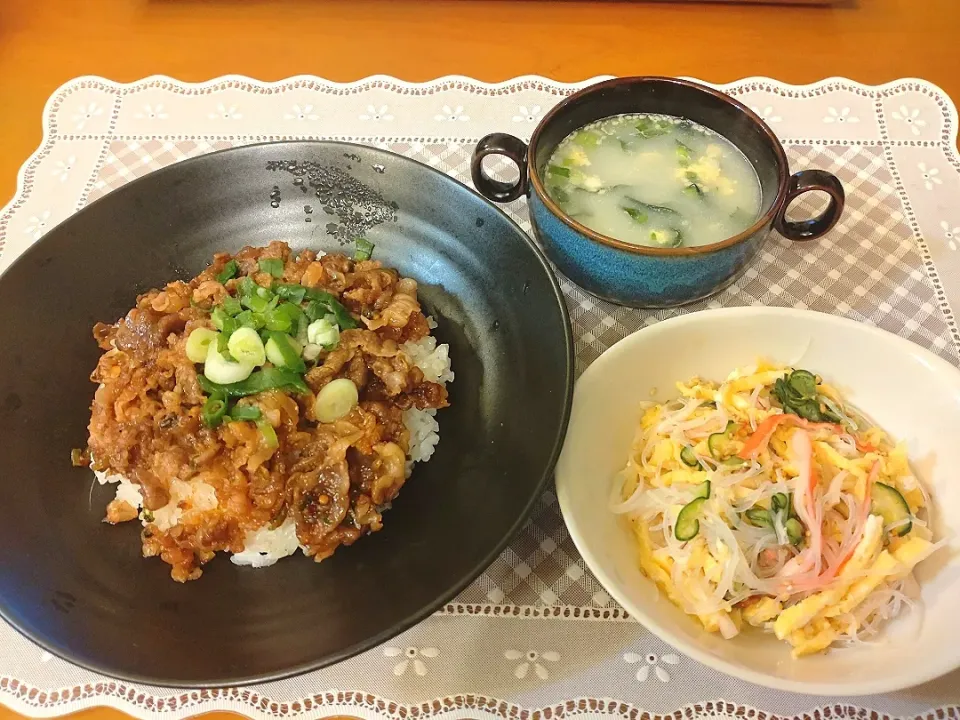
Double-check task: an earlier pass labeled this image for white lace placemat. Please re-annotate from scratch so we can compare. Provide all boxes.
[1,75,958,720]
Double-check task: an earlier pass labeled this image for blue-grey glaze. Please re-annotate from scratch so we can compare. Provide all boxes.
[529,192,770,307]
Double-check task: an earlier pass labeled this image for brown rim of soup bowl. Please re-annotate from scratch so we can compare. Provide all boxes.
[474,76,844,257]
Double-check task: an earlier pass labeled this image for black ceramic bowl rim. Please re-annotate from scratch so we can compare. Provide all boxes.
[528,76,790,258]
[0,140,576,687]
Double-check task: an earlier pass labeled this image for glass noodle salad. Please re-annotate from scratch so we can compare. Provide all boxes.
[613,361,943,657]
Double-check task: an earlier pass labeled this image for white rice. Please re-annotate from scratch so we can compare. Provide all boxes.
[101,322,453,569]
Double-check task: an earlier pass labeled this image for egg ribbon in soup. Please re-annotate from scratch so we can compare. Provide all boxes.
[544,114,762,249]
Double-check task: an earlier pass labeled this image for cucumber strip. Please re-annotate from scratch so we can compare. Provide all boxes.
[680,446,700,467]
[745,507,773,528]
[872,482,913,536]
[771,493,788,513]
[675,497,707,541]
[784,517,805,545]
[693,480,711,499]
[708,422,739,460]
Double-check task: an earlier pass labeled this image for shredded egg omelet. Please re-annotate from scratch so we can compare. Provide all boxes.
[613,361,939,657]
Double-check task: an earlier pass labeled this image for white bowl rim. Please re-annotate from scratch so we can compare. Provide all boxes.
[556,305,960,696]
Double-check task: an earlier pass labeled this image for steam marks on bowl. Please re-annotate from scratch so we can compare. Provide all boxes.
[267,160,398,243]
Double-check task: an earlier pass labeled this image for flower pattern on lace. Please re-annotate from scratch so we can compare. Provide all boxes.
[941,220,960,252]
[823,107,859,124]
[892,106,926,136]
[504,649,560,679]
[512,105,542,123]
[71,103,103,131]
[624,651,680,682]
[360,105,393,121]
[52,156,76,183]
[209,103,242,120]
[134,104,168,120]
[435,105,469,122]
[383,646,439,676]
[919,163,943,191]
[750,105,782,124]
[284,104,319,121]
[24,211,51,240]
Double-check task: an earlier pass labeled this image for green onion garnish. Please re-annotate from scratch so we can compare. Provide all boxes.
[257,419,279,449]
[623,208,648,224]
[228,404,262,422]
[234,309,265,330]
[198,367,310,398]
[210,307,239,336]
[300,291,357,329]
[215,260,238,284]
[258,258,285,278]
[221,295,242,316]
[354,238,375,262]
[547,165,571,178]
[241,293,271,314]
[266,332,306,373]
[264,302,303,334]
[273,283,307,305]
[201,391,229,428]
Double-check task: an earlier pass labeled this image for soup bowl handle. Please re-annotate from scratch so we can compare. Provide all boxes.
[774,169,845,241]
[471,133,529,203]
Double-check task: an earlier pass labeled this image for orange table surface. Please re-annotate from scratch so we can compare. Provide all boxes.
[1,0,959,719]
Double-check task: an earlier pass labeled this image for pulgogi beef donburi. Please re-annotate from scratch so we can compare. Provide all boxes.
[77,240,452,582]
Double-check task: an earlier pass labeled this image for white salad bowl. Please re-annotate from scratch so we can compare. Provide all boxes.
[555,307,960,695]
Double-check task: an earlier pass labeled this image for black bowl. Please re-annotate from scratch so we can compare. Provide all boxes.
[0,142,574,686]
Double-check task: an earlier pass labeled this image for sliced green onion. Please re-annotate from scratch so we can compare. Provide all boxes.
[257,419,279,449]
[649,228,683,248]
[216,333,235,361]
[273,283,307,305]
[185,328,219,363]
[547,165,571,178]
[572,130,601,148]
[211,309,240,338]
[234,309,266,330]
[354,238,375,262]
[683,183,704,199]
[307,316,340,349]
[221,295,243,316]
[215,260,238,284]
[227,326,267,367]
[302,343,323,361]
[635,117,672,139]
[204,342,255,385]
[314,378,359,423]
[676,140,693,164]
[201,391,228,428]
[272,282,358,330]
[197,367,310,398]
[258,258,285,278]
[265,302,303,333]
[228,404,262,422]
[241,292,271,314]
[265,332,306,373]
[623,207,648,224]
[236,276,260,298]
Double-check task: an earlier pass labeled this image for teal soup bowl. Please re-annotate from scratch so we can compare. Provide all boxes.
[470,77,845,308]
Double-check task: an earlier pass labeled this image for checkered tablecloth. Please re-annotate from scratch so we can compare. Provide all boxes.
[1,75,959,720]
